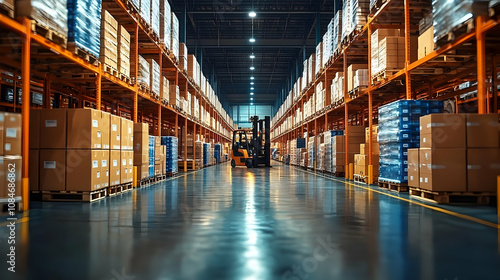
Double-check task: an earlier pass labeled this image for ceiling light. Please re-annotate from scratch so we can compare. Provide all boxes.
[250,92,254,95]
[250,66,255,70]
[250,76,255,80]
[249,11,256,18]
[249,38,256,43]
[250,98,253,100]
[250,82,254,85]
[251,103,254,105]
[250,54,255,59]
[250,87,254,90]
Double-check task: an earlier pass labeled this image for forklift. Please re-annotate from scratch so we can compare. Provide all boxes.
[231,116,271,168]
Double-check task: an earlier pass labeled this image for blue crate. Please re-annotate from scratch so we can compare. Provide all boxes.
[328,130,344,136]
[378,131,420,144]
[296,138,306,149]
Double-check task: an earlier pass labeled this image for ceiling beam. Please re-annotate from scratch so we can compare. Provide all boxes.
[187,38,317,48]
[187,11,334,15]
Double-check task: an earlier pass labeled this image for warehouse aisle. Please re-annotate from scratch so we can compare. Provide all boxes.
[1,162,500,280]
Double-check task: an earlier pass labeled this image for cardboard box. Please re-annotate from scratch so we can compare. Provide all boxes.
[101,112,110,149]
[465,114,499,148]
[418,26,434,60]
[110,150,121,186]
[29,149,39,191]
[3,113,21,155]
[365,125,379,143]
[40,149,66,191]
[110,114,121,150]
[467,148,500,192]
[133,123,149,165]
[101,150,109,188]
[121,118,134,150]
[420,114,466,148]
[136,163,149,180]
[419,148,466,192]
[66,150,102,192]
[0,156,22,198]
[408,148,419,188]
[347,64,368,92]
[67,109,102,149]
[121,150,133,184]
[30,109,41,149]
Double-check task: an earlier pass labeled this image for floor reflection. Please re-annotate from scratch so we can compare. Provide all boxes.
[0,162,499,279]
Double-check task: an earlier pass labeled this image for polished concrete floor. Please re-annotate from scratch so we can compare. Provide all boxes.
[1,162,500,280]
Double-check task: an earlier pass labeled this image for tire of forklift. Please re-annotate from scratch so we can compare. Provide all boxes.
[231,160,236,168]
[245,159,253,168]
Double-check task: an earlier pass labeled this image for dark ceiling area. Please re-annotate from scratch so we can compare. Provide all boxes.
[169,0,340,109]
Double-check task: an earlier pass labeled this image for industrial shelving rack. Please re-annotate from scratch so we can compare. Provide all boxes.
[0,0,235,211]
[270,0,500,184]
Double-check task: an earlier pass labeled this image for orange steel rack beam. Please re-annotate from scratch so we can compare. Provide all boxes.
[0,3,235,211]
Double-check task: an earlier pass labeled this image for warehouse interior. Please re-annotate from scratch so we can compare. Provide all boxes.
[0,0,500,279]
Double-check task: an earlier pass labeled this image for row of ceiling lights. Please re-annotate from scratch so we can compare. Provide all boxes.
[249,11,256,105]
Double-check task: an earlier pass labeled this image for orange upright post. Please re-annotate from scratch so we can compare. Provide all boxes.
[476,15,487,114]
[404,0,412,100]
[21,18,31,211]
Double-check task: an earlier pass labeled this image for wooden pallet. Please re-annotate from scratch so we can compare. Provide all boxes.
[412,67,444,75]
[378,180,409,192]
[70,72,97,79]
[107,183,133,197]
[138,83,150,94]
[354,174,368,184]
[348,86,368,99]
[169,53,179,65]
[370,0,388,13]
[372,69,400,83]
[67,43,99,66]
[0,1,14,18]
[166,172,179,177]
[435,18,475,49]
[104,64,119,77]
[409,187,494,204]
[119,73,132,84]
[125,0,140,14]
[41,188,107,202]
[155,174,166,181]
[30,20,67,47]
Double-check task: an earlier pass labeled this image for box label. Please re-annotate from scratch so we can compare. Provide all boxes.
[102,160,107,167]
[129,159,132,165]
[92,120,99,128]
[116,170,120,175]
[96,171,100,178]
[44,161,56,169]
[106,170,109,176]
[0,114,4,121]
[5,128,17,138]
[97,131,101,138]
[5,143,11,151]
[117,135,120,140]
[92,160,99,168]
[122,159,126,166]
[45,120,57,127]
[112,124,117,132]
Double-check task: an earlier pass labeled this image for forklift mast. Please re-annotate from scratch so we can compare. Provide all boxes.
[251,116,271,168]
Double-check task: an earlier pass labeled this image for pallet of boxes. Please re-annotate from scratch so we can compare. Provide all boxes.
[408,113,499,204]
[353,125,380,184]
[30,109,133,202]
[377,100,443,192]
[1,112,22,211]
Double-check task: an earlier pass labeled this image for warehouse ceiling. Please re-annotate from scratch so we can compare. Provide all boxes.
[169,0,340,108]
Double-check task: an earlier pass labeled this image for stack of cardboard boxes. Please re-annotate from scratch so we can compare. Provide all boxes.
[100,11,118,72]
[133,123,150,181]
[151,0,160,39]
[160,0,171,51]
[409,114,500,193]
[137,55,150,89]
[0,112,22,199]
[354,125,380,180]
[154,136,166,176]
[147,58,161,99]
[347,64,367,92]
[170,12,179,60]
[31,109,133,193]
[118,26,131,79]
[179,43,188,72]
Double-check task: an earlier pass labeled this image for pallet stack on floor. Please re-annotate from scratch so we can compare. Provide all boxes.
[29,109,134,201]
[408,113,500,203]
[0,112,22,210]
[353,126,379,183]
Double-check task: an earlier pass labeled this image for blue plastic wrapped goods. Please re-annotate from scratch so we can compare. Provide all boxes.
[296,138,306,149]
[161,136,178,173]
[67,0,101,58]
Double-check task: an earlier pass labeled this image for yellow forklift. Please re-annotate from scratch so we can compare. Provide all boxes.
[231,116,271,168]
